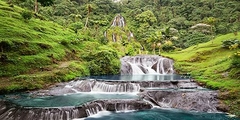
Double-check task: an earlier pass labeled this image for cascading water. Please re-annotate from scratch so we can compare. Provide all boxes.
[127,62,145,75]
[111,14,125,27]
[121,55,174,75]
[0,55,238,120]
[85,103,104,116]
[105,14,134,42]
[91,82,140,92]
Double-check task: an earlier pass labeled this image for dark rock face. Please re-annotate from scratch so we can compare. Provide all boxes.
[120,60,133,75]
[147,91,219,112]
[0,100,88,120]
[0,99,151,120]
[87,100,152,112]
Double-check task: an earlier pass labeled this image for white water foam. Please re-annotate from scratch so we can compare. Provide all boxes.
[91,82,140,93]
[73,111,112,120]
[122,55,174,75]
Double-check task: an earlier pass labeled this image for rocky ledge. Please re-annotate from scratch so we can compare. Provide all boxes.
[0,99,151,120]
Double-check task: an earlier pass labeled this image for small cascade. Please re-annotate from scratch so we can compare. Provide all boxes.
[64,85,80,93]
[91,81,140,92]
[143,99,160,109]
[92,82,117,92]
[105,14,134,42]
[112,34,116,42]
[121,55,174,75]
[85,103,105,116]
[84,100,152,117]
[67,80,94,92]
[128,62,145,75]
[0,105,87,120]
[155,58,174,74]
[146,67,157,74]
[158,98,172,108]
[0,100,151,120]
[0,53,228,120]
[115,103,134,112]
[111,14,125,27]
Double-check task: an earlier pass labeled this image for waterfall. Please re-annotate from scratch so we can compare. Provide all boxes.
[115,103,135,112]
[105,14,134,42]
[92,82,117,92]
[91,81,140,92]
[64,85,80,93]
[85,103,104,116]
[128,62,145,75]
[146,67,157,74]
[111,14,125,27]
[0,54,223,120]
[0,106,86,120]
[121,55,174,75]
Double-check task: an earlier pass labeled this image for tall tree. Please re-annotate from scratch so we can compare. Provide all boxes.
[35,0,54,13]
[34,0,38,13]
[84,4,93,29]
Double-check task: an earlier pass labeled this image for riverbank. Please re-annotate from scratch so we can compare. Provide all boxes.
[163,32,240,116]
[0,0,239,117]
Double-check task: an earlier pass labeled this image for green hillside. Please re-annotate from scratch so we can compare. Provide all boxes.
[0,1,87,92]
[1,0,240,117]
[0,1,129,93]
[164,33,240,116]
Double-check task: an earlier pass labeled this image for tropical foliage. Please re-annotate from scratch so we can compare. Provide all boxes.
[0,0,240,116]
[7,0,240,52]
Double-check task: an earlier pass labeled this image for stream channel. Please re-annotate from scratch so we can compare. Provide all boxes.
[0,55,239,120]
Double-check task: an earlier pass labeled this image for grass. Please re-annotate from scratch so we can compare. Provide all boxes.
[1,0,240,116]
[0,0,128,93]
[0,1,93,92]
[163,32,240,116]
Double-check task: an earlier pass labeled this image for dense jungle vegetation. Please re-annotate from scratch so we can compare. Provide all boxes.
[0,0,240,116]
[9,0,240,49]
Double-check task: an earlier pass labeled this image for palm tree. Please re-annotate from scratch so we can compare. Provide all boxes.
[84,4,92,29]
[34,0,38,13]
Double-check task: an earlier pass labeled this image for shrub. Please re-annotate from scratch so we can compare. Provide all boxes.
[21,10,32,20]
[6,84,24,92]
[229,51,240,79]
[232,51,240,68]
[70,22,83,33]
[0,53,8,62]
[33,26,46,32]
[0,40,13,52]
[37,43,52,49]
[87,50,120,75]
[176,32,211,48]
[161,40,175,52]
[60,40,69,46]
[222,39,240,49]
[9,4,14,8]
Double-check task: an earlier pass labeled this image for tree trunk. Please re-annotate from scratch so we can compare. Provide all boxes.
[84,16,89,29]
[1,46,3,53]
[34,0,38,13]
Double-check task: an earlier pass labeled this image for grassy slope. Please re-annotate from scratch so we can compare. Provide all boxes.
[0,1,138,93]
[0,1,91,92]
[1,0,240,116]
[163,32,240,116]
